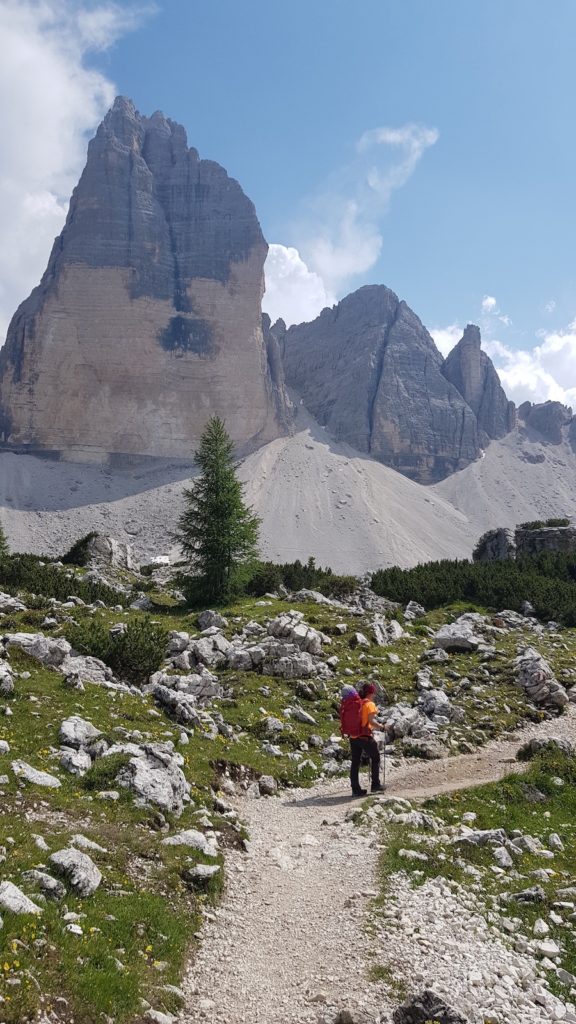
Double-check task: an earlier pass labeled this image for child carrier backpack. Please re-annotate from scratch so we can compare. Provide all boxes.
[340,693,364,737]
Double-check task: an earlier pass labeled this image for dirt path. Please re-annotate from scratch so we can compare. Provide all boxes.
[182,709,576,1024]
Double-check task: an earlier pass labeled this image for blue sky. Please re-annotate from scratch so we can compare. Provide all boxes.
[1,0,576,405]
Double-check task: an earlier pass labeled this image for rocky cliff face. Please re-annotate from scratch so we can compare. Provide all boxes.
[279,285,483,483]
[442,324,516,443]
[474,523,576,561]
[473,527,517,562]
[518,401,574,445]
[0,97,289,462]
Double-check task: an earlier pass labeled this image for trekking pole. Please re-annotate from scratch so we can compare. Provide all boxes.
[382,731,386,791]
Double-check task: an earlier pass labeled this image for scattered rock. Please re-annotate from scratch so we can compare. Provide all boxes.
[110,742,191,815]
[4,633,72,667]
[267,610,328,655]
[0,593,27,613]
[11,760,61,788]
[349,632,370,648]
[21,870,66,901]
[258,775,278,796]
[434,616,484,652]
[198,610,229,631]
[162,830,218,857]
[59,747,92,776]
[183,864,220,884]
[0,881,43,915]
[83,533,134,570]
[517,736,575,760]
[514,647,568,709]
[404,601,426,620]
[59,715,101,750]
[49,848,102,897]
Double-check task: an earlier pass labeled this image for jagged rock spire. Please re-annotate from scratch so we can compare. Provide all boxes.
[442,324,516,442]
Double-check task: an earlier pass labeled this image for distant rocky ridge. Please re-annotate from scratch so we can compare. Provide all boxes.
[0,97,290,462]
[277,287,515,483]
[518,399,575,446]
[474,521,576,562]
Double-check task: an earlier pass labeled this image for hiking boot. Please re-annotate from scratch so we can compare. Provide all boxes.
[351,788,367,798]
[371,784,384,793]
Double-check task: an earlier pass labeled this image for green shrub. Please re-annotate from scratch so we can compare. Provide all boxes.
[0,553,124,607]
[371,550,576,626]
[317,574,357,599]
[61,532,99,567]
[111,618,168,684]
[65,617,167,684]
[245,562,284,596]
[519,518,570,530]
[82,753,132,791]
[66,618,114,664]
[516,739,574,763]
[245,558,357,599]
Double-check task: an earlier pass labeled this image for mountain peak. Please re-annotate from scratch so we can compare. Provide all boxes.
[442,326,516,441]
[519,400,573,444]
[460,323,481,347]
[281,285,480,482]
[111,94,137,115]
[0,98,287,461]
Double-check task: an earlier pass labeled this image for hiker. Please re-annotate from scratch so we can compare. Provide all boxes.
[339,682,384,797]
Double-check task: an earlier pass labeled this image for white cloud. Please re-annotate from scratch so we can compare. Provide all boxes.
[263,244,335,327]
[357,124,439,199]
[265,123,438,325]
[481,295,498,314]
[430,323,463,357]
[544,299,557,314]
[0,1,151,343]
[485,329,576,407]
[296,122,439,295]
[480,294,513,328]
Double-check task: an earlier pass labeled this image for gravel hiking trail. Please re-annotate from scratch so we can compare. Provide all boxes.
[182,709,576,1024]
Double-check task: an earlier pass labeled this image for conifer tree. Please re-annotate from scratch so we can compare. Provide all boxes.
[176,417,260,603]
[0,520,8,564]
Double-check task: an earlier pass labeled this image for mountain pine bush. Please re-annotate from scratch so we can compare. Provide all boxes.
[371,551,576,625]
[66,617,167,684]
[0,554,124,607]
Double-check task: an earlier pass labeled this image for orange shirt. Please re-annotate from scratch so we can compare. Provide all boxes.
[361,699,377,734]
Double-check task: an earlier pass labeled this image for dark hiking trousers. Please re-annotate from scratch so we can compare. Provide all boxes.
[350,736,380,793]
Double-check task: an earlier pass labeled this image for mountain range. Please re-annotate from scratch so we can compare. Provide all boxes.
[0,97,574,568]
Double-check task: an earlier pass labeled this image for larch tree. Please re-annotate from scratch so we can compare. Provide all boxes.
[175,417,260,604]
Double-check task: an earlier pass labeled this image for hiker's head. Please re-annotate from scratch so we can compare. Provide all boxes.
[340,684,357,700]
[359,682,376,700]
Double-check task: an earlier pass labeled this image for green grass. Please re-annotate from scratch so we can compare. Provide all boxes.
[0,648,229,1022]
[1,580,576,1021]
